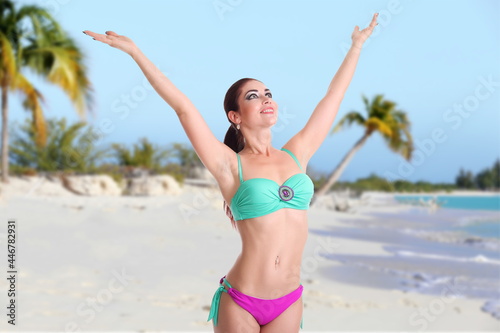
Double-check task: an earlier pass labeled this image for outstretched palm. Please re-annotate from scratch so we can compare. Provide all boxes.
[351,13,378,47]
[83,30,138,56]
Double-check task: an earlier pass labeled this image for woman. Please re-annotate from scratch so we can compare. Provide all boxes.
[84,12,378,332]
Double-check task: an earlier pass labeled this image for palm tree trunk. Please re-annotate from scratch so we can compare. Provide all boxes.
[312,133,371,202]
[1,85,9,183]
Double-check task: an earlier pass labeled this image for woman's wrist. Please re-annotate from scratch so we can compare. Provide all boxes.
[350,42,363,55]
[351,42,363,51]
[129,45,141,59]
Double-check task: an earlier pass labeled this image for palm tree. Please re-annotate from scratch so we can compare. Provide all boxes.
[170,142,203,169]
[10,117,109,173]
[314,94,413,199]
[0,0,92,182]
[112,138,171,172]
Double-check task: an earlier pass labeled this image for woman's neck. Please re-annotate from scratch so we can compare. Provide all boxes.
[239,128,273,156]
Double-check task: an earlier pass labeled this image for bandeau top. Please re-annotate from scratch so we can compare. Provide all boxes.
[229,148,314,221]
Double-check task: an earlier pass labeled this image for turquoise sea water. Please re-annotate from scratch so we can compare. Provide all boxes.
[394,194,500,211]
[319,193,500,318]
[394,195,500,239]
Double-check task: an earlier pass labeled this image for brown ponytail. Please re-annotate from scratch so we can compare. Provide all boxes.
[223,78,260,153]
[223,124,245,153]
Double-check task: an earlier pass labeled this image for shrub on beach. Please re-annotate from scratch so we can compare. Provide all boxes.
[309,171,457,194]
[9,118,110,174]
[111,137,171,173]
[159,163,185,185]
[168,142,204,178]
[8,118,196,186]
[9,164,38,177]
[109,139,198,184]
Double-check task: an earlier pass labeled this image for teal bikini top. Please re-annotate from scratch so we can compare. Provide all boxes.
[229,148,314,221]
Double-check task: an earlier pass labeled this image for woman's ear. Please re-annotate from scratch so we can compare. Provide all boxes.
[228,110,240,124]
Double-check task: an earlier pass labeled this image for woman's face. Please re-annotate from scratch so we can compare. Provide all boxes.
[233,80,278,130]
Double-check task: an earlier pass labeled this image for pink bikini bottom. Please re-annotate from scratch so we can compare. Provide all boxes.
[207,276,303,328]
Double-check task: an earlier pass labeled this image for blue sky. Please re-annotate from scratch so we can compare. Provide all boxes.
[10,0,500,183]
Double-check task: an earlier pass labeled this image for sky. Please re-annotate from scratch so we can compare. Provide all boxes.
[9,0,500,183]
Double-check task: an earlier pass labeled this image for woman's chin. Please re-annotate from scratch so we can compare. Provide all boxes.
[265,116,278,125]
[267,120,278,129]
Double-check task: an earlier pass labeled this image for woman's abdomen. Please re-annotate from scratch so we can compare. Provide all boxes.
[226,209,308,298]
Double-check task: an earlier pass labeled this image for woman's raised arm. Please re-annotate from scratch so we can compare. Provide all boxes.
[283,13,379,166]
[83,30,234,181]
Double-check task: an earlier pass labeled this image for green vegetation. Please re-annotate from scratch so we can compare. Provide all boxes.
[315,94,413,196]
[8,117,203,185]
[168,142,203,177]
[9,118,107,174]
[111,138,171,172]
[0,0,92,182]
[308,164,498,194]
[456,159,500,191]
[6,114,499,194]
[310,172,455,194]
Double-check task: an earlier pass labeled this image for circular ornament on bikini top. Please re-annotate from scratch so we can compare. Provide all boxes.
[278,185,294,201]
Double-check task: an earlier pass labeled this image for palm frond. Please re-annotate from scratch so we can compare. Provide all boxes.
[23,43,92,117]
[365,117,393,137]
[362,94,370,111]
[0,32,16,81]
[16,5,64,39]
[9,117,107,172]
[1,0,93,180]
[331,111,366,134]
[59,121,86,151]
[11,71,46,145]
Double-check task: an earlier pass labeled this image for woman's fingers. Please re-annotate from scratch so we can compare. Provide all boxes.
[83,30,121,46]
[369,13,379,29]
[82,30,100,38]
[351,13,379,45]
[223,201,234,221]
[83,30,110,44]
[360,13,378,35]
[84,29,137,55]
[105,30,120,37]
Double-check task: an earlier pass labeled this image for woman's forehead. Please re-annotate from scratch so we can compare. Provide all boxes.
[241,80,267,91]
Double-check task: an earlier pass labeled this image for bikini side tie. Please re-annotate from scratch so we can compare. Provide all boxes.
[207,278,229,326]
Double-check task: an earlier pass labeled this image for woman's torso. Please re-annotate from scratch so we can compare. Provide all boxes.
[217,147,310,298]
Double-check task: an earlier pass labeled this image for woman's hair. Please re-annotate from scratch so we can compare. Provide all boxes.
[223,78,260,153]
[222,78,260,229]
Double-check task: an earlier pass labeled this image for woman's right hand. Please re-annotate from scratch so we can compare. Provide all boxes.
[223,200,236,226]
[83,30,139,56]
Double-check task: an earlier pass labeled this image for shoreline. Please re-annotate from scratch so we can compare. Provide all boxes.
[305,201,500,330]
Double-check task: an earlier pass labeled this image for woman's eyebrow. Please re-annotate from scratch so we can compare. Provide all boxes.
[244,89,271,95]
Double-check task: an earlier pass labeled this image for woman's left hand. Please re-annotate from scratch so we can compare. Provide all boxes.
[223,201,236,224]
[351,13,379,48]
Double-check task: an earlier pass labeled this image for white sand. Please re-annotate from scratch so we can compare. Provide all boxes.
[0,179,498,332]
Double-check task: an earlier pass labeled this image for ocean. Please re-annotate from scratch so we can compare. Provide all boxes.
[394,195,500,239]
[315,193,500,320]
[394,194,500,211]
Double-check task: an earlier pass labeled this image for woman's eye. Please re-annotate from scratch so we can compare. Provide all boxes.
[247,92,272,99]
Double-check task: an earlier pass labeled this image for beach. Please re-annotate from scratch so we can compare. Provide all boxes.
[0,177,499,332]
